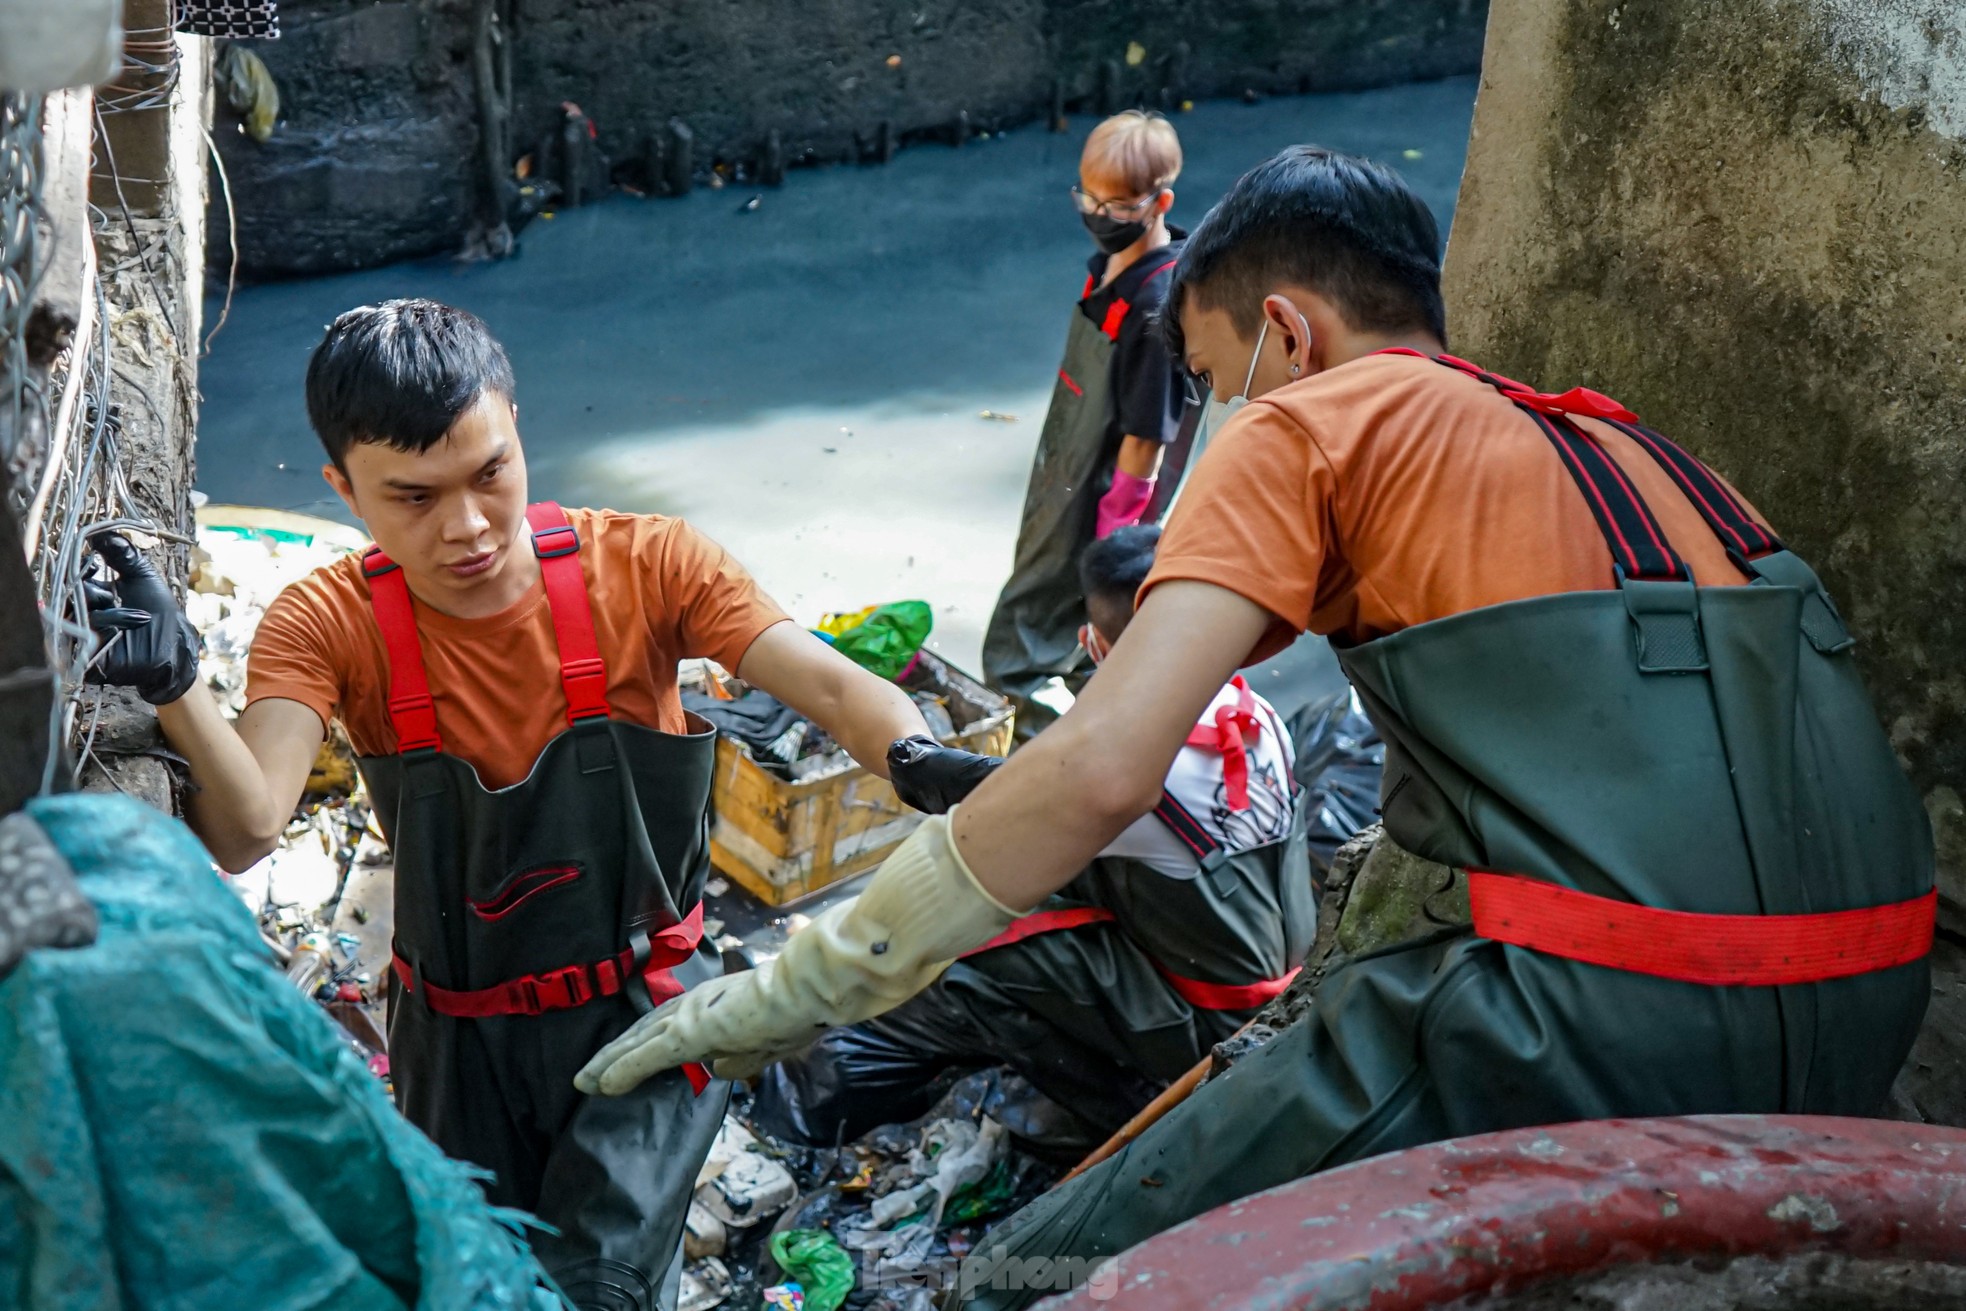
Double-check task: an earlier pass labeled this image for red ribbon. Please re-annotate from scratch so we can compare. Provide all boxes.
[637,901,706,1006]
[636,902,713,1094]
[1185,676,1263,811]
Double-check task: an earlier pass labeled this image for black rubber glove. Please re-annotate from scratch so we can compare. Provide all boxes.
[886,735,1003,815]
[83,532,200,705]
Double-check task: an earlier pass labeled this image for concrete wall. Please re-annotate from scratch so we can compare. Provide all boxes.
[212,0,1487,276]
[1443,0,1966,909]
[209,0,479,276]
[512,0,1486,169]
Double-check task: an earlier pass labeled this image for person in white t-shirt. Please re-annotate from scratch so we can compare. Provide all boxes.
[1080,526,1296,876]
[745,525,1318,1155]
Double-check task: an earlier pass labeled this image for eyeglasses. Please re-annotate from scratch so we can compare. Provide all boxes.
[1070,185,1163,219]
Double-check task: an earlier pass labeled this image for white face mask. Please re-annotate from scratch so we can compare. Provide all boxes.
[1218,318,1272,420]
[1173,311,1307,518]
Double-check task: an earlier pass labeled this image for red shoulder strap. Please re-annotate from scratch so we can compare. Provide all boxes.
[362,548,442,753]
[1377,349,1690,583]
[1096,254,1179,342]
[1376,348,1638,424]
[1100,299,1130,341]
[359,502,610,753]
[525,501,611,725]
[1397,348,1782,572]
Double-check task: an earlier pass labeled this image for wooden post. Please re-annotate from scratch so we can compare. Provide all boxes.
[90,0,177,216]
[469,0,514,257]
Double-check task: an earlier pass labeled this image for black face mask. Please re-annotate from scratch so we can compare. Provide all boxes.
[1082,210,1149,255]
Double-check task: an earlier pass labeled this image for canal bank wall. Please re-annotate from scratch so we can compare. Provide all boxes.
[1444,0,1966,925]
[207,0,1487,276]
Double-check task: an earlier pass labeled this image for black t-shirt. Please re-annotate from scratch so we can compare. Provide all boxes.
[1080,231,1193,447]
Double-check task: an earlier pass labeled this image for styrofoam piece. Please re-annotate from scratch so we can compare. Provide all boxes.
[694,1116,796,1228]
[683,1199,726,1260]
[678,1256,732,1311]
[0,0,122,95]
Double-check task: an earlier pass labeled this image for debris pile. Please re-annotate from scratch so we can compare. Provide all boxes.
[186,517,354,715]
[186,513,393,1073]
[684,1075,1060,1310]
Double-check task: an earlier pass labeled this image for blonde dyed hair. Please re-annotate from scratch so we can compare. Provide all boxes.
[1082,110,1182,196]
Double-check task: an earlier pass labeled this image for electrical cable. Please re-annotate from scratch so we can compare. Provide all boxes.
[90,100,181,343]
[2,86,194,797]
[0,94,48,480]
[201,124,238,354]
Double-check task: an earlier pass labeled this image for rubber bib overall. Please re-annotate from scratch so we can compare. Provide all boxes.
[957,360,1934,1309]
[750,690,1316,1149]
[359,503,728,1311]
[982,254,1177,739]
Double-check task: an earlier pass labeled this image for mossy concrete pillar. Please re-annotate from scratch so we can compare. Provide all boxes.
[1445,0,1966,911]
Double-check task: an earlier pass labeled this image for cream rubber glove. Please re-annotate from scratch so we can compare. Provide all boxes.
[575,809,1018,1095]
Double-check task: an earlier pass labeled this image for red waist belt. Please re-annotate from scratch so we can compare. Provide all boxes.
[966,906,1301,1011]
[393,903,713,1094]
[1469,871,1936,986]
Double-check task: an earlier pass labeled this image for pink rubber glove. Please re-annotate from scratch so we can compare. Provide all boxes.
[1094,468,1156,539]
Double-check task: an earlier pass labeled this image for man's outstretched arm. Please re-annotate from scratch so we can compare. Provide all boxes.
[734,619,926,778]
[576,581,1274,1094]
[162,692,323,873]
[737,618,1004,815]
[950,580,1269,907]
[85,533,323,872]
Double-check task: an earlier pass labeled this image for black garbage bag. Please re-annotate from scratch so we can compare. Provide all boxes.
[749,963,1142,1161]
[1286,687,1384,873]
[507,177,559,238]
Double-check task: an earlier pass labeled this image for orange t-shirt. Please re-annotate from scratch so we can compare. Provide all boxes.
[247,507,789,789]
[1147,352,1770,659]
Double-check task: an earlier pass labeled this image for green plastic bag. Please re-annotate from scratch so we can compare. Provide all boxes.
[768,1229,855,1311]
[944,1158,1019,1226]
[827,601,932,681]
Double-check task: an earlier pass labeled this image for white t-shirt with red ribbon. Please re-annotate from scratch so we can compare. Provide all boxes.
[1101,676,1296,880]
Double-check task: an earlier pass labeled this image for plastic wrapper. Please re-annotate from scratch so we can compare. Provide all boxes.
[824,601,932,681]
[694,1118,796,1229]
[679,1257,732,1311]
[767,1230,855,1311]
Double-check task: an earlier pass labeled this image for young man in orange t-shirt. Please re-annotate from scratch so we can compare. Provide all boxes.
[571,149,1931,1306]
[83,298,980,1309]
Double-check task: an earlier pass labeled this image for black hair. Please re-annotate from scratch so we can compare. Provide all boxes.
[1162,146,1445,364]
[304,299,516,469]
[1079,523,1161,603]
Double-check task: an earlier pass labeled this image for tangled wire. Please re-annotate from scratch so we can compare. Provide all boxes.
[0,93,47,483]
[0,88,192,795]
